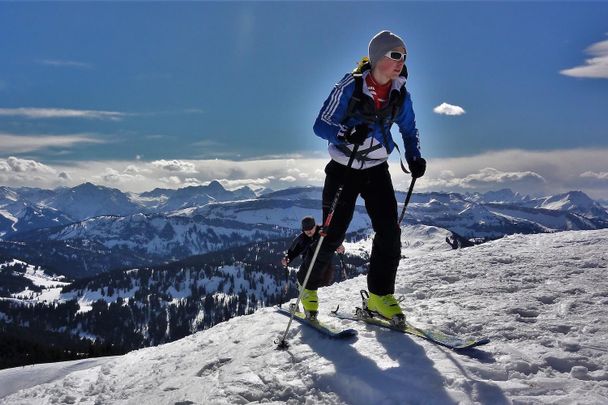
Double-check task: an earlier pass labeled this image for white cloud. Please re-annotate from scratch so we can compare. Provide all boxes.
[159,176,182,185]
[0,133,106,153]
[2,149,608,200]
[286,168,310,179]
[580,171,608,180]
[183,108,205,114]
[0,108,126,120]
[389,148,608,199]
[462,167,545,187]
[560,36,608,79]
[184,178,205,187]
[438,170,455,179]
[421,168,545,192]
[151,160,198,174]
[0,157,56,174]
[94,168,146,185]
[0,157,57,188]
[124,165,150,175]
[144,135,169,140]
[433,102,466,116]
[191,139,223,149]
[219,178,271,189]
[58,172,71,181]
[38,59,93,69]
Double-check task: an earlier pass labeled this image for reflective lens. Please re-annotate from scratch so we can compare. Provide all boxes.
[385,51,406,61]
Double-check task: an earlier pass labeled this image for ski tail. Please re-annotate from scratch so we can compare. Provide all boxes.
[330,305,489,350]
[275,305,357,339]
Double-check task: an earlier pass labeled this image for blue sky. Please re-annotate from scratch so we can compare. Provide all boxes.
[1,2,607,198]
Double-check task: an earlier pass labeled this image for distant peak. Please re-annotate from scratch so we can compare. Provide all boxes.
[71,182,120,194]
[549,190,592,202]
[73,182,101,191]
[565,190,589,198]
[207,180,225,191]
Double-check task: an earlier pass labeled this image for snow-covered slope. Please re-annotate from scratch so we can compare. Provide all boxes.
[45,182,141,221]
[535,191,608,219]
[15,212,293,260]
[188,197,371,233]
[345,224,462,259]
[0,259,68,301]
[2,229,607,404]
[0,202,75,238]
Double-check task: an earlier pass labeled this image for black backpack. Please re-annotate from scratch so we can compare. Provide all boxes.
[342,57,409,128]
[340,57,411,174]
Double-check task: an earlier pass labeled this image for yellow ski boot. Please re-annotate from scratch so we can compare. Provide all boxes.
[300,286,319,321]
[365,291,405,327]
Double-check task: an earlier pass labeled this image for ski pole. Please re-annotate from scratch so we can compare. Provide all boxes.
[279,265,289,305]
[398,176,416,225]
[276,144,360,349]
[338,253,348,282]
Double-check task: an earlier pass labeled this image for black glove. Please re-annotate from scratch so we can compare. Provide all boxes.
[408,156,426,179]
[344,124,369,145]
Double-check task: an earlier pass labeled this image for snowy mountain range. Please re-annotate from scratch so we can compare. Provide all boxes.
[136,180,258,211]
[2,183,606,241]
[0,181,261,238]
[2,229,606,403]
[1,182,607,280]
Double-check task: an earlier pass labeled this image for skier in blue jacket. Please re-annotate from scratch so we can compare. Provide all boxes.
[300,30,426,323]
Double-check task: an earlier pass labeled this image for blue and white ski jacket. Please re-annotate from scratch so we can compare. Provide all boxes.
[313,70,421,170]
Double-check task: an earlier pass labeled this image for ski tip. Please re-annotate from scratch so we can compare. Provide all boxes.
[453,337,491,350]
[474,337,491,347]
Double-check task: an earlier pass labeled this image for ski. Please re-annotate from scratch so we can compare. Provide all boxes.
[330,306,490,350]
[275,305,358,339]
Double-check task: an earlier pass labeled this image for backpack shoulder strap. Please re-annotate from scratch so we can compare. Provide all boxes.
[342,73,363,125]
[340,57,371,125]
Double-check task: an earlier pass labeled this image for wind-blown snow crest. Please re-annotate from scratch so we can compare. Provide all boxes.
[1,229,607,404]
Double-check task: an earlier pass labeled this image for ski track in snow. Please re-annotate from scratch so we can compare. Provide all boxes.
[1,229,607,404]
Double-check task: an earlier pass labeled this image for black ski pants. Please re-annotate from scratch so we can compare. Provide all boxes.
[298,160,401,295]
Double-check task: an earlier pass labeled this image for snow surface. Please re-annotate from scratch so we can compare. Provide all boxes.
[539,191,597,211]
[0,358,116,399]
[0,209,17,224]
[0,259,68,303]
[345,224,457,259]
[1,229,608,404]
